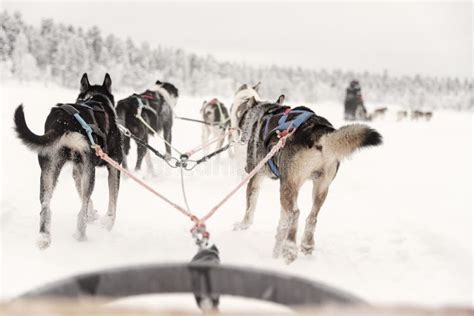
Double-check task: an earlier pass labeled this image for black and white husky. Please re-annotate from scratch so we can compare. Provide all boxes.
[233,96,382,264]
[116,80,178,172]
[229,82,261,164]
[200,98,230,154]
[13,73,122,249]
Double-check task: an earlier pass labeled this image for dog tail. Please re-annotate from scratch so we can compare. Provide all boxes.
[321,124,382,160]
[14,105,59,151]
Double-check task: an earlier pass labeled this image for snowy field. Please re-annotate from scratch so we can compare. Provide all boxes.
[0,81,472,310]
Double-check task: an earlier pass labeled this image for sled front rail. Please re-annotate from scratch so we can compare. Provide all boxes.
[17,263,362,308]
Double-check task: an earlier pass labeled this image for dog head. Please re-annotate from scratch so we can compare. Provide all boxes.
[201,99,227,124]
[232,82,262,120]
[154,80,179,107]
[77,73,115,107]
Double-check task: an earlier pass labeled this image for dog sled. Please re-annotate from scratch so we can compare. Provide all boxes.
[18,262,362,310]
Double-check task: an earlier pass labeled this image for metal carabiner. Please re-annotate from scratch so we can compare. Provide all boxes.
[184,160,199,171]
[166,157,180,168]
[117,124,131,137]
[191,224,210,249]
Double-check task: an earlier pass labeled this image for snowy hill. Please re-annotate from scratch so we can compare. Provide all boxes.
[0,81,472,310]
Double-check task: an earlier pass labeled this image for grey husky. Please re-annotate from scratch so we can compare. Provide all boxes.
[233,96,382,264]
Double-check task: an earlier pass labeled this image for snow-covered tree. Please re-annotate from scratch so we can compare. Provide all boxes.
[0,10,471,110]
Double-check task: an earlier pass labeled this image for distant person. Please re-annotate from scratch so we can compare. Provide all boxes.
[344,80,368,121]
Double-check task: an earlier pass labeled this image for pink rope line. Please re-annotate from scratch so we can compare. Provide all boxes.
[185,128,236,157]
[93,146,200,225]
[199,129,295,223]
[93,127,294,230]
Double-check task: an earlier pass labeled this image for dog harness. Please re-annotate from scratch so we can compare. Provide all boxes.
[134,91,158,116]
[263,107,314,178]
[58,100,109,150]
[213,99,230,129]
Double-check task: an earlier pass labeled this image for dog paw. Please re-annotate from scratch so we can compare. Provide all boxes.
[73,232,87,242]
[87,208,99,223]
[37,233,51,250]
[282,241,298,264]
[300,243,314,256]
[101,215,115,231]
[233,221,251,231]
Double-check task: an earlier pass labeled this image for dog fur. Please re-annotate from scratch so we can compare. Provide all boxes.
[200,98,230,155]
[13,73,122,249]
[233,97,382,264]
[229,82,262,163]
[116,80,178,172]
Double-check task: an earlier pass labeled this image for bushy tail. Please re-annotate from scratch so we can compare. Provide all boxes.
[321,124,382,160]
[14,105,59,152]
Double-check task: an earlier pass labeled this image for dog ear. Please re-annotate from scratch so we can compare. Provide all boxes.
[200,100,207,113]
[80,73,90,92]
[276,94,285,105]
[253,81,261,92]
[103,73,112,93]
[155,80,162,85]
[236,84,248,93]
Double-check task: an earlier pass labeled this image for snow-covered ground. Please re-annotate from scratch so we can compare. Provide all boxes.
[0,81,472,310]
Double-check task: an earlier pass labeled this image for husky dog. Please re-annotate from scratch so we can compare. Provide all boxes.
[411,110,424,121]
[13,74,122,249]
[397,110,408,121]
[368,107,388,121]
[233,96,382,264]
[230,82,261,135]
[229,82,261,164]
[424,111,433,121]
[116,80,178,172]
[411,110,433,121]
[200,98,230,154]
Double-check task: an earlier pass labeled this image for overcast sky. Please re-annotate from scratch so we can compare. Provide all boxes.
[3,1,472,78]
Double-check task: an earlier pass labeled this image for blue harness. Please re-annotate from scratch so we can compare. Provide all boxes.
[134,94,158,116]
[263,108,314,178]
[58,101,108,148]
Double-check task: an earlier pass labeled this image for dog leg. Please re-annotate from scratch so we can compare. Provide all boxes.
[74,162,95,241]
[101,165,120,231]
[300,184,329,256]
[135,135,148,171]
[73,164,98,223]
[233,172,263,231]
[37,156,63,249]
[122,136,130,170]
[163,121,173,158]
[274,181,300,264]
[301,163,337,255]
[144,151,156,177]
[215,132,225,154]
[227,132,235,158]
[202,126,210,155]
